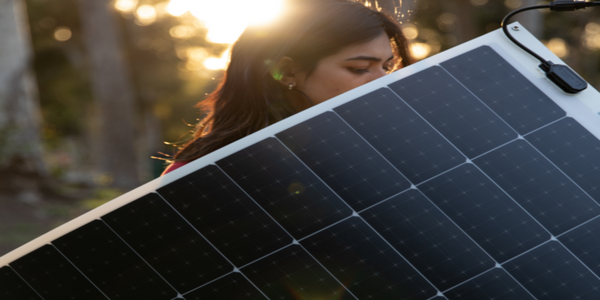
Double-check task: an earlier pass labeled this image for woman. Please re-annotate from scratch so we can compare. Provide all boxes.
[163,0,414,174]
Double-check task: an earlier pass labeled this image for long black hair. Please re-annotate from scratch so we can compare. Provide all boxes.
[173,0,414,162]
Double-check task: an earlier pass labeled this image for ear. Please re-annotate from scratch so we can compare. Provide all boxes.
[270,56,298,89]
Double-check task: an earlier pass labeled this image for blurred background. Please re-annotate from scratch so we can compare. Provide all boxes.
[1,0,599,256]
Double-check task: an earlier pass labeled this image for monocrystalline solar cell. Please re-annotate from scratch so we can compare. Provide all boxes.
[10,245,107,300]
[0,266,42,300]
[182,272,267,299]
[474,140,600,235]
[419,163,550,262]
[53,220,177,300]
[503,241,600,299]
[440,46,566,135]
[241,244,356,299]
[217,137,353,239]
[4,26,600,299]
[157,165,293,267]
[388,66,518,158]
[526,117,600,202]
[334,88,465,184]
[301,216,437,299]
[102,193,232,293]
[443,267,535,299]
[277,111,410,210]
[361,189,495,291]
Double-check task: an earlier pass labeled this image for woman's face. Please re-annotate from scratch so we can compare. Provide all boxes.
[295,33,396,105]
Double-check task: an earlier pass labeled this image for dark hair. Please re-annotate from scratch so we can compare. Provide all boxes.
[173,0,414,162]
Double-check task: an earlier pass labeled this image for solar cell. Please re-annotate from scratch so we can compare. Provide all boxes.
[3,27,600,299]
[0,266,42,300]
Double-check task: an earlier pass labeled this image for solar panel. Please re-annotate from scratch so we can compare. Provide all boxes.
[3,23,600,299]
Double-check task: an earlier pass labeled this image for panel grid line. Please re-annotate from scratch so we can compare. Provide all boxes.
[273,135,358,214]
[386,87,469,163]
[330,109,417,185]
[50,244,111,300]
[468,161,554,239]
[349,213,441,295]
[437,66,523,134]
[100,217,184,297]
[8,266,47,300]
[521,139,600,206]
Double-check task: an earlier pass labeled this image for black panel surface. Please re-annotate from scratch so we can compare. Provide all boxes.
[559,216,600,278]
[527,117,600,202]
[444,267,534,299]
[389,66,517,158]
[217,137,353,238]
[504,241,600,300]
[183,272,267,300]
[334,88,465,184]
[0,266,42,300]
[10,245,106,300]
[277,111,410,210]
[102,193,231,293]
[302,217,437,299]
[475,139,600,235]
[53,220,177,300]
[157,165,292,267]
[419,163,550,262]
[441,45,565,134]
[242,245,356,299]
[361,189,494,290]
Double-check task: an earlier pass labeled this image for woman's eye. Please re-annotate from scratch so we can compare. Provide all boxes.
[349,68,369,74]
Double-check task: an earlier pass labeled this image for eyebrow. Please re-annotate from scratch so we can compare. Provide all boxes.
[345,55,395,62]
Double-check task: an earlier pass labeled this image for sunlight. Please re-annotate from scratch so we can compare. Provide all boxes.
[163,0,284,69]
[204,48,231,70]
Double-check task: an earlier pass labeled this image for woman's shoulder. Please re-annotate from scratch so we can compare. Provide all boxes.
[161,161,190,175]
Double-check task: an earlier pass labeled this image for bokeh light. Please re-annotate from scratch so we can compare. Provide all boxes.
[403,24,419,40]
[135,5,157,26]
[114,0,138,12]
[545,38,568,58]
[504,0,522,10]
[411,43,432,60]
[584,22,600,50]
[53,26,72,41]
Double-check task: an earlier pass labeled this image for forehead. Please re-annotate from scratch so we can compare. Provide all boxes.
[327,34,394,61]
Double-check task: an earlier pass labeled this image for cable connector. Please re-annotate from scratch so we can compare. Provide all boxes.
[549,0,594,11]
[539,61,587,93]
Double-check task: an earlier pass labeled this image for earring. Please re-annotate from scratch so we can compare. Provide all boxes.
[288,83,294,90]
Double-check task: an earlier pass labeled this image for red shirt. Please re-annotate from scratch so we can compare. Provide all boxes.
[161,161,190,175]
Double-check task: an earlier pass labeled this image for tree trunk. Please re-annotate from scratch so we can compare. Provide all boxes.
[76,0,139,190]
[0,0,47,198]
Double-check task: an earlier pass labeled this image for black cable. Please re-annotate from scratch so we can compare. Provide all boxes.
[500,0,600,94]
[501,4,550,64]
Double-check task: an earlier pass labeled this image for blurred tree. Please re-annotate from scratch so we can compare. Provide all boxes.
[76,0,139,189]
[0,0,48,199]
